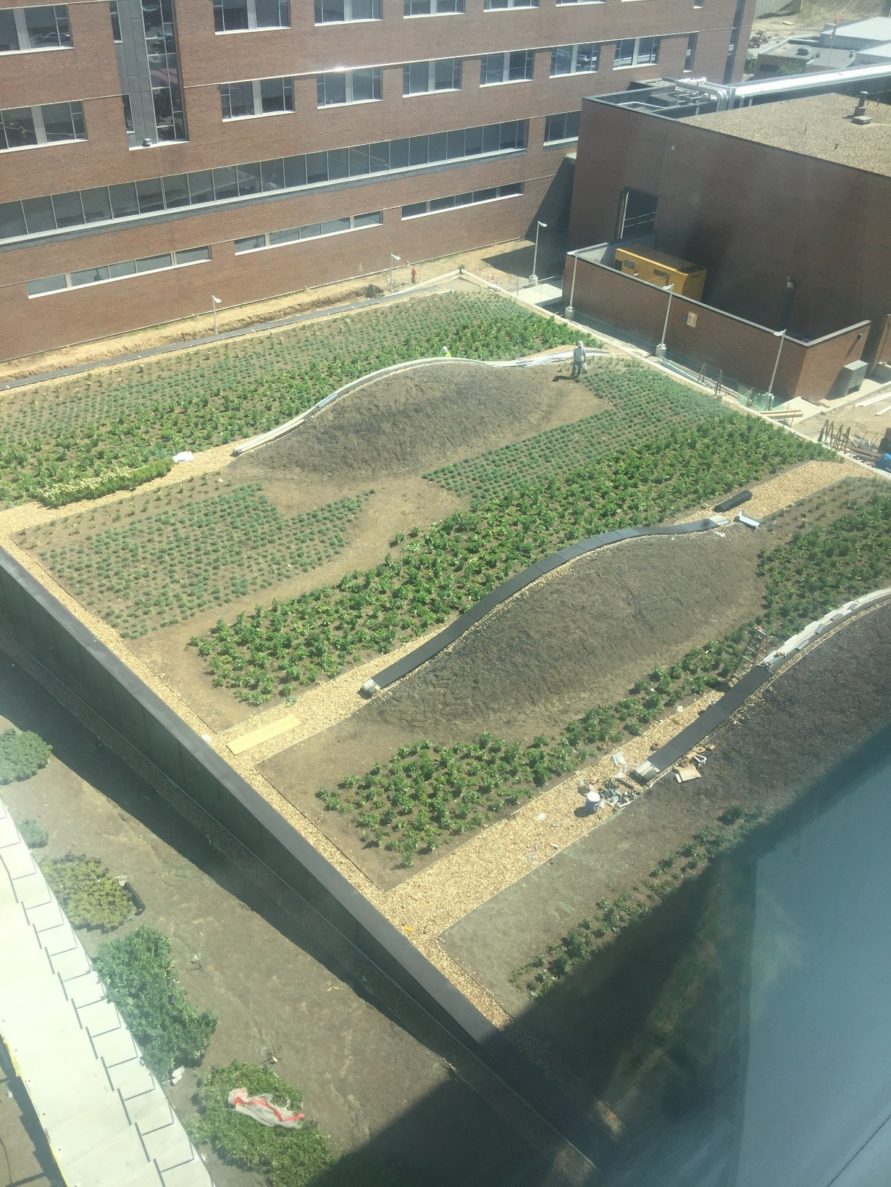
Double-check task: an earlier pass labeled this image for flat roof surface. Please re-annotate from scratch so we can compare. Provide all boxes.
[682,92,891,176]
[834,17,891,42]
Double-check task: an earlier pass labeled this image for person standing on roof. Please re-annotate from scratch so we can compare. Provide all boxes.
[571,341,586,380]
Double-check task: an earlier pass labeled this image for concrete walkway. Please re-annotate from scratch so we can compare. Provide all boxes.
[0,800,214,1187]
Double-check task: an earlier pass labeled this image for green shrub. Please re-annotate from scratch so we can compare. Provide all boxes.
[18,818,48,848]
[190,1062,331,1187]
[0,729,51,783]
[41,854,132,930]
[94,927,217,1079]
[35,458,172,507]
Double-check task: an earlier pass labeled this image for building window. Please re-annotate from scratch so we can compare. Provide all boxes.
[480,50,534,85]
[145,0,187,141]
[315,0,380,20]
[693,0,703,8]
[550,43,599,75]
[235,210,381,253]
[403,58,461,95]
[27,246,210,296]
[220,77,294,119]
[0,101,86,150]
[616,187,657,237]
[402,182,522,218]
[0,5,71,52]
[1,119,528,242]
[109,0,121,40]
[543,109,579,143]
[213,0,290,32]
[484,0,537,9]
[614,36,659,67]
[404,0,463,14]
[684,32,697,70]
[317,67,382,106]
[555,0,604,5]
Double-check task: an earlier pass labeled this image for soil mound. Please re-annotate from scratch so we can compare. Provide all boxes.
[243,363,568,480]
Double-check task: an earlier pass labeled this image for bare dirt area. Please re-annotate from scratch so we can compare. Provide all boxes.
[262,526,768,889]
[236,363,599,483]
[0,650,572,1187]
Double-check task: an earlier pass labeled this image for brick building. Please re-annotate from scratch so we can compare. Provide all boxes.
[564,72,891,401]
[0,0,751,360]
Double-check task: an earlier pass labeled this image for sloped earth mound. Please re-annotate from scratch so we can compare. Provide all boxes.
[235,362,598,481]
[263,526,766,886]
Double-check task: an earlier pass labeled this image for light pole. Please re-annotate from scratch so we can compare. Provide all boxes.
[566,252,579,317]
[766,328,786,408]
[389,253,401,291]
[656,283,674,358]
[211,294,222,335]
[529,220,547,285]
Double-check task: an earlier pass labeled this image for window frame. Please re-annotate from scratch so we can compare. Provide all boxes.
[234,210,382,254]
[213,0,290,34]
[317,66,382,107]
[550,42,600,76]
[484,0,537,9]
[613,35,660,68]
[543,109,580,144]
[403,58,462,96]
[26,245,210,297]
[0,4,72,53]
[220,76,294,120]
[314,0,381,23]
[403,0,464,15]
[480,49,534,86]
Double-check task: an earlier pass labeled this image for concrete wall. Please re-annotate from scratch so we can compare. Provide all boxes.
[567,98,891,361]
[563,253,869,400]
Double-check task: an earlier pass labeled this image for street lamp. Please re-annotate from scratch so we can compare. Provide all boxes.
[656,283,674,358]
[529,220,548,285]
[211,294,222,335]
[766,328,786,408]
[389,253,401,291]
[566,252,579,317]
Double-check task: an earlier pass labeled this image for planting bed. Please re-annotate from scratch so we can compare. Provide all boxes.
[0,288,590,508]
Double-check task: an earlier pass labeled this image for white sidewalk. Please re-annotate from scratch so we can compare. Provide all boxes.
[0,799,215,1187]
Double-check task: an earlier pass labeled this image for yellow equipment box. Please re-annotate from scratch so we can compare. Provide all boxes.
[614,246,707,300]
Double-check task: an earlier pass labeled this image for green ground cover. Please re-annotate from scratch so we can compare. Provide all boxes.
[194,414,825,703]
[26,479,368,636]
[41,854,133,930]
[425,362,726,503]
[317,491,891,867]
[0,728,51,783]
[0,292,593,508]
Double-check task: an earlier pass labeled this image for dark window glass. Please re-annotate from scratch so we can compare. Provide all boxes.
[2,108,37,148]
[108,259,137,277]
[175,246,211,264]
[316,0,344,18]
[464,126,483,155]
[110,0,121,39]
[283,155,306,187]
[81,187,113,222]
[482,124,502,153]
[23,196,56,232]
[299,223,321,239]
[255,0,289,25]
[135,252,172,272]
[27,274,67,295]
[368,142,389,171]
[122,94,133,131]
[446,129,466,158]
[135,177,164,211]
[187,170,215,203]
[269,226,300,245]
[109,182,139,216]
[212,166,237,198]
[353,211,381,227]
[25,5,71,47]
[71,264,109,286]
[52,190,84,226]
[348,145,370,175]
[321,217,351,234]
[434,58,459,89]
[222,81,253,119]
[261,159,284,190]
[615,39,633,65]
[427,131,448,161]
[214,0,248,29]
[43,101,82,141]
[0,201,27,238]
[163,174,190,207]
[404,62,427,95]
[318,74,345,106]
[260,77,293,112]
[0,11,19,51]
[305,151,328,183]
[236,162,261,194]
[430,195,454,212]
[234,235,265,252]
[327,148,349,179]
[402,201,426,218]
[408,136,428,166]
[389,138,409,168]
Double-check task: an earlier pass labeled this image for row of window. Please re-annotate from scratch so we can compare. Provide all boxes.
[0,119,528,242]
[0,5,70,52]
[235,210,382,252]
[224,40,662,120]
[402,181,523,218]
[0,101,85,151]
[26,246,210,297]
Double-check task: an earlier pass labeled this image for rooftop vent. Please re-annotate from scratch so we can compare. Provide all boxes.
[852,91,871,125]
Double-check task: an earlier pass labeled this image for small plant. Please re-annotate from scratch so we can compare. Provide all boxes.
[41,854,132,930]
[190,1062,331,1187]
[94,927,217,1079]
[18,818,48,848]
[0,729,52,783]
